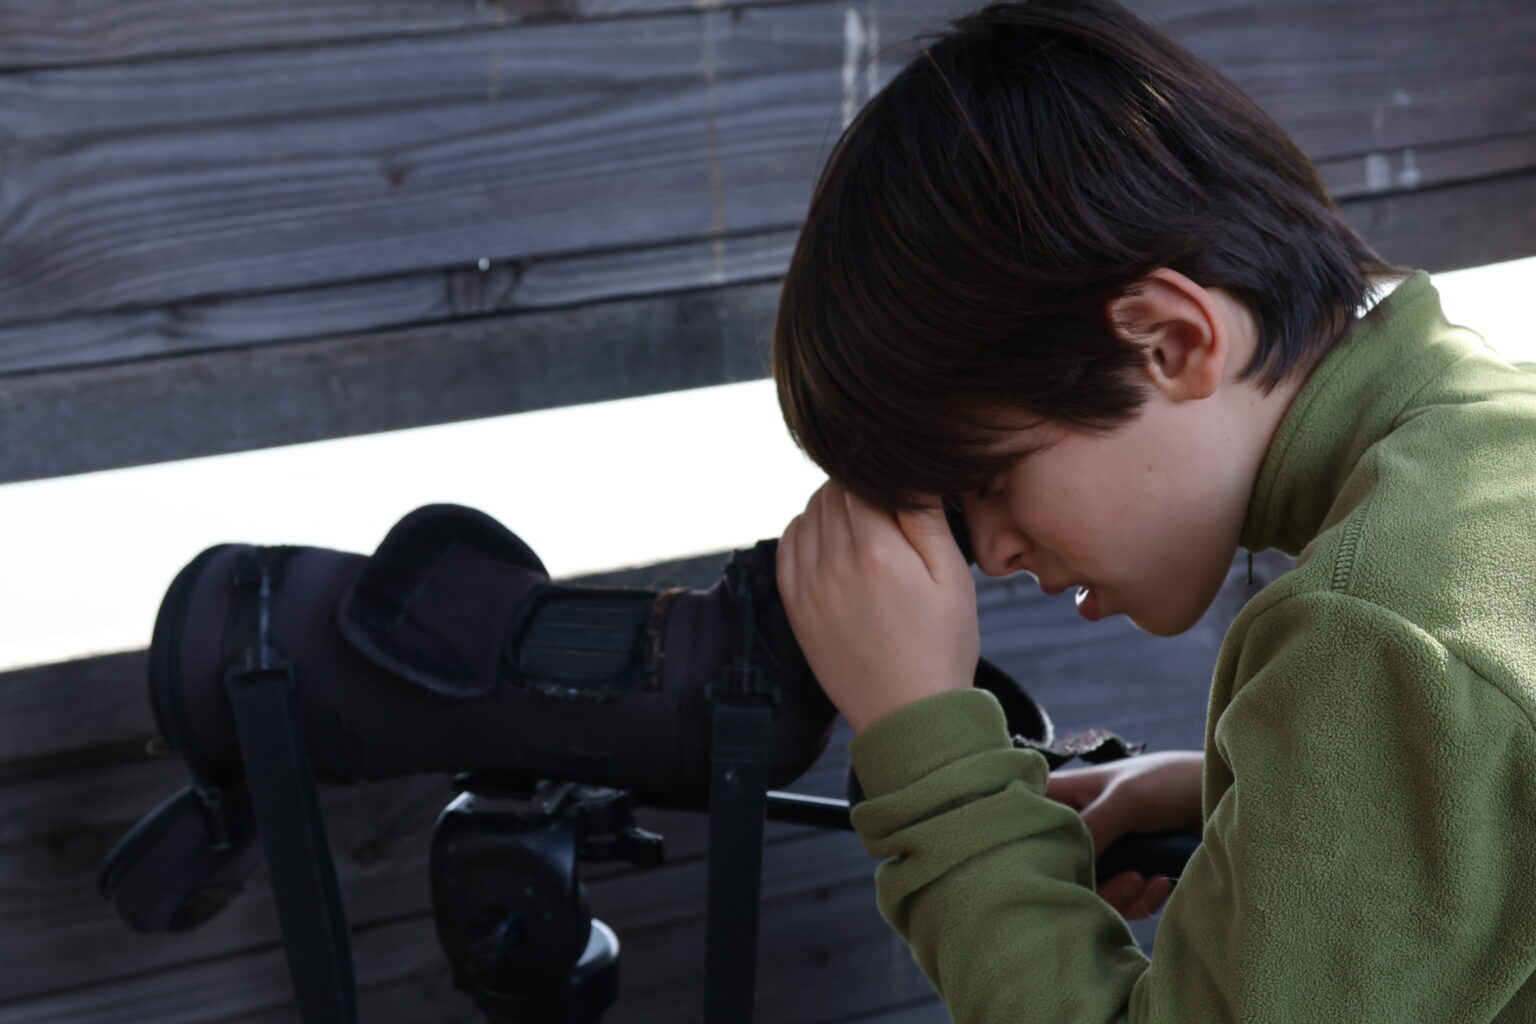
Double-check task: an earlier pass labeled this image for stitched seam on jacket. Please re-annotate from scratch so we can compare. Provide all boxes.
[1329,505,1366,594]
[1392,347,1483,434]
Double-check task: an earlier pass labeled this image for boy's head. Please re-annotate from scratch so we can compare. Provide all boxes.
[773,0,1406,634]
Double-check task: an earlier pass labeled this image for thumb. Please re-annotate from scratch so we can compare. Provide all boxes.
[1044,769,1101,811]
[1078,789,1137,858]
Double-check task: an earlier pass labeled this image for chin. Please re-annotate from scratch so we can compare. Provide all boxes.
[1127,605,1205,638]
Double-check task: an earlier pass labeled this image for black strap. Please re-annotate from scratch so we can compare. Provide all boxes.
[703,696,773,1024]
[227,550,357,1024]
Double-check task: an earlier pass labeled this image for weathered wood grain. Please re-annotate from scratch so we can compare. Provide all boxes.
[0,0,680,72]
[1317,132,1536,201]
[0,651,151,777]
[0,0,887,72]
[0,227,797,377]
[0,0,1516,77]
[1341,167,1536,275]
[0,768,830,1007]
[0,0,1528,486]
[5,0,1520,148]
[0,0,1526,331]
[0,278,783,485]
[2,128,1530,382]
[0,731,882,1016]
[0,0,935,327]
[0,842,934,1023]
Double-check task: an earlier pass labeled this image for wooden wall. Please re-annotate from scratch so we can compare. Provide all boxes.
[0,0,1531,485]
[0,0,1531,1020]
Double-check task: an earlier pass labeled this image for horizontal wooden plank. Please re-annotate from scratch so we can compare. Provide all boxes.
[1317,131,1536,201]
[0,0,870,73]
[0,227,797,377]
[0,278,782,486]
[0,0,936,328]
[0,842,932,1023]
[0,652,151,777]
[0,0,1472,74]
[0,0,703,72]
[1340,166,1536,274]
[0,758,836,1007]
[1181,1,1534,160]
[0,0,1526,330]
[0,0,1399,73]
[0,710,843,1006]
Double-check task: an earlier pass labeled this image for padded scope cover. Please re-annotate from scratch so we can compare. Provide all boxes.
[147,503,838,805]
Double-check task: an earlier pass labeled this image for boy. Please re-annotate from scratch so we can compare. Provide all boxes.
[772,0,1536,1020]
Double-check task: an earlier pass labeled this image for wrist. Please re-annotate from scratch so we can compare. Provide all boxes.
[847,688,1014,798]
[845,681,968,735]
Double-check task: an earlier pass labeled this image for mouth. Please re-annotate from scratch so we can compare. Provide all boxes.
[1074,584,1105,621]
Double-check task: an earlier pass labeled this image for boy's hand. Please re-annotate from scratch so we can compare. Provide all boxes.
[776,481,979,734]
[1045,750,1204,920]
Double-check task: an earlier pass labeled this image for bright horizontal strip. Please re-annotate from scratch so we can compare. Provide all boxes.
[0,378,827,673]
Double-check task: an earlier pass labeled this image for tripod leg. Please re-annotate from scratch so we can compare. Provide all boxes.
[703,698,773,1024]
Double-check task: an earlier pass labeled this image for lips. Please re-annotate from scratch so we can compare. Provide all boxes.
[1036,576,1108,620]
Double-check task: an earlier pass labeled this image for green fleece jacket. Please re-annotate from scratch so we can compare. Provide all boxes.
[847,270,1536,1022]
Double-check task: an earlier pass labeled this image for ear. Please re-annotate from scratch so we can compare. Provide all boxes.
[1105,268,1230,402]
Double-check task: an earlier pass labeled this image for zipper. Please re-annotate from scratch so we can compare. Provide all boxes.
[148,543,236,783]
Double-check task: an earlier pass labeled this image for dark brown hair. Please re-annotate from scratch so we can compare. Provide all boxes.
[773,0,1408,511]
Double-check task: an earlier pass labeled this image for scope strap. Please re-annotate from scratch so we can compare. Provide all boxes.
[703,696,773,1024]
[227,550,358,1024]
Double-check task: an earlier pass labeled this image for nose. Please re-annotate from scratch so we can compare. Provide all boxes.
[963,497,1031,578]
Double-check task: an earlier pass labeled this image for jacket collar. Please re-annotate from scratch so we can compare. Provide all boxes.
[1240,270,1469,555]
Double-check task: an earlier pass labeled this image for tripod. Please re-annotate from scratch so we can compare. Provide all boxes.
[431,775,856,1024]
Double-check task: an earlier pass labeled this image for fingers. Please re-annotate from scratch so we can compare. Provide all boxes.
[1043,767,1102,811]
[1045,766,1124,856]
[1128,876,1175,919]
[794,487,823,595]
[1097,871,1174,921]
[891,495,965,581]
[1140,878,1172,918]
[817,480,854,561]
[1078,794,1135,859]
[776,514,800,602]
[779,481,854,610]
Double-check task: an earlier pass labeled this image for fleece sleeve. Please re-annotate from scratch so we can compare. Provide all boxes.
[847,590,1536,1022]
